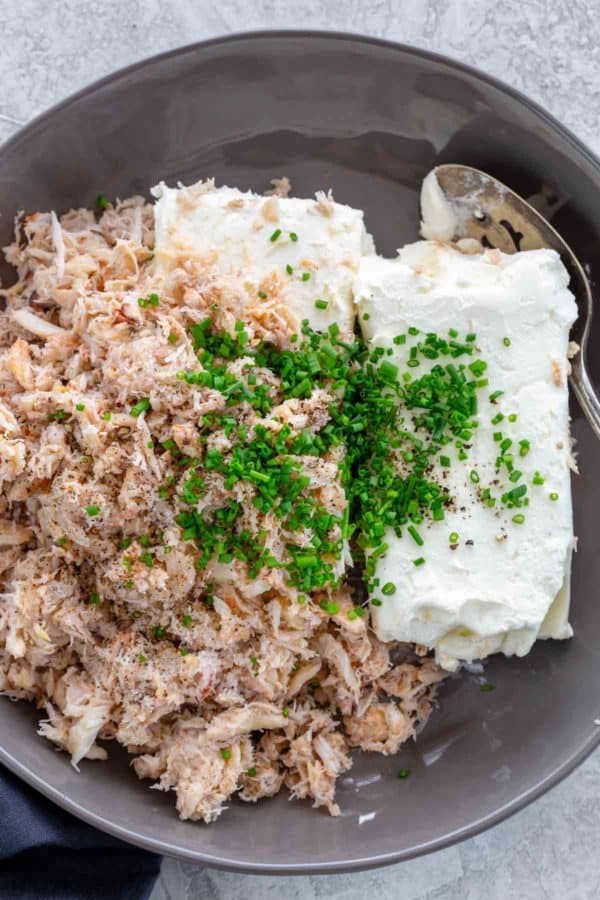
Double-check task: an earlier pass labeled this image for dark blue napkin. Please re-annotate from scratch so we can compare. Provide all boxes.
[0,765,161,900]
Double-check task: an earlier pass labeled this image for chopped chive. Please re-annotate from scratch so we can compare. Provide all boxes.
[315,299,328,310]
[137,653,148,664]
[85,505,100,517]
[449,532,459,543]
[289,231,298,241]
[89,592,101,605]
[549,492,559,501]
[168,331,178,344]
[301,272,311,281]
[282,706,290,718]
[101,411,112,421]
[470,470,480,484]
[220,747,232,760]
[397,768,411,779]
[181,615,193,627]
[75,402,85,412]
[413,557,425,566]
[286,263,293,275]
[512,513,525,524]
[489,390,504,403]
[503,337,511,347]
[407,525,424,546]
[371,598,383,607]
[363,313,370,321]
[533,472,545,485]
[130,397,151,417]
[247,767,257,777]
[508,413,518,422]
[269,228,282,242]
[381,582,396,595]
[440,455,451,467]
[258,290,267,299]
[96,194,109,210]
[448,328,459,338]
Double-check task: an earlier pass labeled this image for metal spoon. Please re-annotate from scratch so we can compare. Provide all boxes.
[428,163,600,440]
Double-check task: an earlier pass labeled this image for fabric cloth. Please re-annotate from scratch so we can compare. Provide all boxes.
[0,764,161,900]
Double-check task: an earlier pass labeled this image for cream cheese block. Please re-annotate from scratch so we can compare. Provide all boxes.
[355,241,577,670]
[152,180,373,334]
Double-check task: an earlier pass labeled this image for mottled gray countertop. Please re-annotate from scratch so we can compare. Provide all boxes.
[2,2,599,898]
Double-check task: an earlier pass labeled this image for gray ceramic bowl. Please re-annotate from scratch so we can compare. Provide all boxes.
[1,31,600,875]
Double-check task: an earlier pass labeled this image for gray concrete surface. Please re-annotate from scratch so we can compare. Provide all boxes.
[2,2,599,897]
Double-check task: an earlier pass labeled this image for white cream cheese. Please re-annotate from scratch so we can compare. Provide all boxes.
[355,241,577,670]
[152,181,373,334]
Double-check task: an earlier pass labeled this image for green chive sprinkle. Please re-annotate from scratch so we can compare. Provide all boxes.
[382,582,396,595]
[130,397,151,417]
[397,768,410,779]
[282,706,290,718]
[258,290,267,299]
[413,557,425,567]
[269,228,282,242]
[96,194,109,210]
[289,232,298,241]
[301,272,311,281]
[408,525,424,546]
[182,615,193,627]
[503,337,511,347]
[75,402,85,411]
[512,513,525,524]
[371,598,383,607]
[101,411,112,421]
[85,505,100,517]
[315,299,328,310]
[220,748,232,760]
[449,532,459,544]
[549,492,559,501]
[89,592,101,605]
[137,653,148,664]
[470,470,480,484]
[247,767,257,777]
[286,263,293,275]
[533,472,545,485]
[508,413,518,422]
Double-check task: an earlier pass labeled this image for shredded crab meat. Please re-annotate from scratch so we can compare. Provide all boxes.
[0,193,447,823]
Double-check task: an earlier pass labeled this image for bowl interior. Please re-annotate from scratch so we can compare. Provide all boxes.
[1,32,600,873]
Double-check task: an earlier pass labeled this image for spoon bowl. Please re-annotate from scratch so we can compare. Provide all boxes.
[430,164,600,439]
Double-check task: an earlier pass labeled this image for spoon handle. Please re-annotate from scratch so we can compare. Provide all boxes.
[570,359,600,441]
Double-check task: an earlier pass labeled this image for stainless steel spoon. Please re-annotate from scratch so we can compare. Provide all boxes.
[428,163,600,440]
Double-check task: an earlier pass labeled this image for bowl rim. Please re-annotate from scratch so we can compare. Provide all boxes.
[1,28,599,874]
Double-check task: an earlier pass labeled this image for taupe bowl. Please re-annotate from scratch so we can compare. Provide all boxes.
[1,31,599,874]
